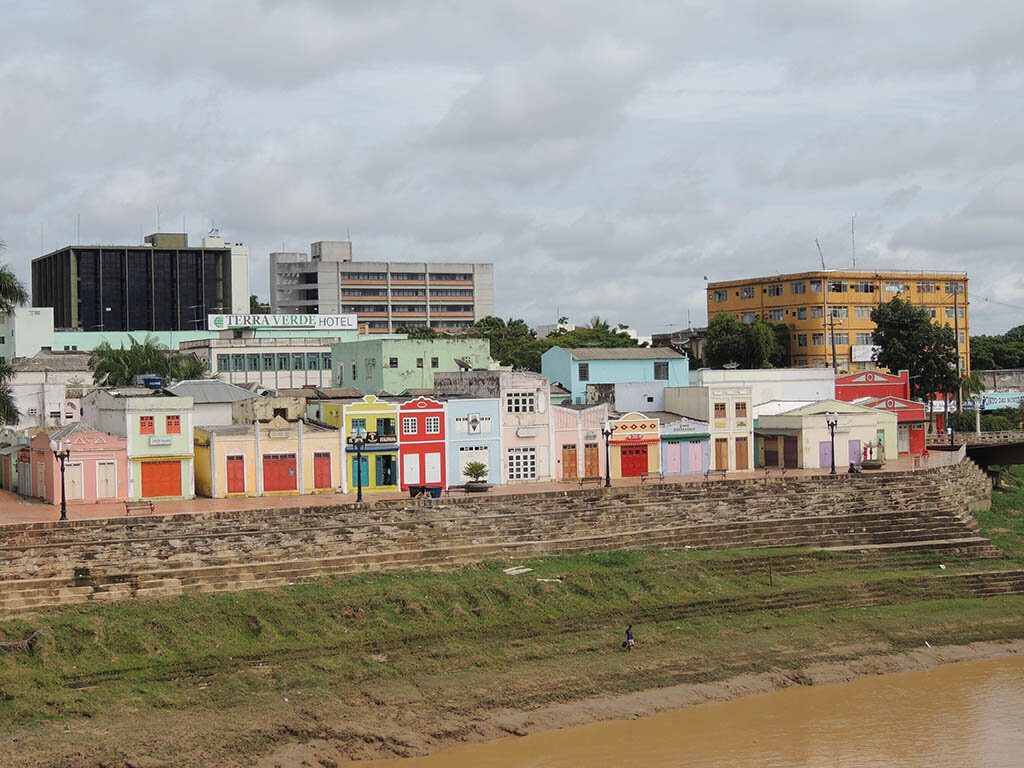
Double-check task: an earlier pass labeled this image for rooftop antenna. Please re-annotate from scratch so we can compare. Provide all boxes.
[77,212,80,245]
[157,205,161,233]
[816,238,826,270]
[347,226,351,242]
[851,215,856,268]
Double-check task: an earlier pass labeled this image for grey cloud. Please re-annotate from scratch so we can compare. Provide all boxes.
[892,179,1024,253]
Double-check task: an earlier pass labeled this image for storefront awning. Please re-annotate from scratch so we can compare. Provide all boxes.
[755,428,798,437]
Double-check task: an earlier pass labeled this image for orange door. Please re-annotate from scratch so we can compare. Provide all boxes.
[141,461,181,498]
[714,438,729,470]
[226,456,245,494]
[561,444,577,479]
[584,443,599,477]
[735,437,749,471]
[313,452,332,489]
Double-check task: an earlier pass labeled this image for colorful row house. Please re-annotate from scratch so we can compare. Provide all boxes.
[551,404,608,481]
[398,397,447,491]
[445,397,502,485]
[665,385,754,472]
[659,414,711,476]
[84,389,196,501]
[343,395,400,493]
[28,423,128,505]
[193,417,344,498]
[610,412,662,478]
[436,371,553,485]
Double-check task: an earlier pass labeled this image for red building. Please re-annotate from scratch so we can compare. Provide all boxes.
[398,397,447,491]
[835,370,911,402]
[835,370,926,455]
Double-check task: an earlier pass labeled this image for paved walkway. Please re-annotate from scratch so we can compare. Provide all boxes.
[0,452,958,527]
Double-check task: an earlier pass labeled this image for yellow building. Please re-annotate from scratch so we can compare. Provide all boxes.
[194,417,344,498]
[707,271,969,374]
[342,395,399,494]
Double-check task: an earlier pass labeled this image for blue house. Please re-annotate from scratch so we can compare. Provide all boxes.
[541,347,689,405]
[444,397,502,485]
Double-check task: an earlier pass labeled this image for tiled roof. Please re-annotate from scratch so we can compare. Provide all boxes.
[167,380,257,404]
[13,351,93,372]
[567,348,685,361]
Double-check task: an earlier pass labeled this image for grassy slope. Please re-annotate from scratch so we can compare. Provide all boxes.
[975,465,1024,563]
[0,474,1023,765]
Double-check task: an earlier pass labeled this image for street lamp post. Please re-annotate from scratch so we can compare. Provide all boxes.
[350,428,366,502]
[50,438,72,521]
[825,413,838,475]
[601,420,613,488]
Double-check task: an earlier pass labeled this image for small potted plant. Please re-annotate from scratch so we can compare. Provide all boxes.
[463,461,491,492]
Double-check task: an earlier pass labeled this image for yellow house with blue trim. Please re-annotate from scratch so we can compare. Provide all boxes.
[342,395,399,493]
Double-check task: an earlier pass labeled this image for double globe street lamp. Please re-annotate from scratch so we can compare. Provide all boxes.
[601,420,614,488]
[50,438,72,521]
[349,427,367,503]
[825,413,838,475]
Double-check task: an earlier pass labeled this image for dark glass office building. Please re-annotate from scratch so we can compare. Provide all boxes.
[32,233,240,331]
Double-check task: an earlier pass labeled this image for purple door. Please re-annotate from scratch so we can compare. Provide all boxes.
[848,440,861,466]
[819,440,832,470]
[666,443,682,474]
[689,441,703,473]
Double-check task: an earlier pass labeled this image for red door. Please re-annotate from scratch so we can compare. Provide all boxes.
[226,456,245,494]
[263,453,297,492]
[620,445,648,477]
[313,452,332,489]
[141,461,182,498]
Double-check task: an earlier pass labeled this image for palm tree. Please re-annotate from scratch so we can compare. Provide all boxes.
[90,335,211,386]
[0,241,27,424]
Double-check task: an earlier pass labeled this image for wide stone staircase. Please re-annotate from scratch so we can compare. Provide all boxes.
[0,461,1006,614]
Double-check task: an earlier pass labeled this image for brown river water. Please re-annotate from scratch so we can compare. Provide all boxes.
[355,655,1024,767]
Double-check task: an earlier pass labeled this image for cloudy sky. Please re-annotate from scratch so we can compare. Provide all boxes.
[3,0,1023,335]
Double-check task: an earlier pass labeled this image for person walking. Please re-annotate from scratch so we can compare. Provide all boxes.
[625,624,635,651]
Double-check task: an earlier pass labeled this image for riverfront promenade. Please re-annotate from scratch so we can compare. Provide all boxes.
[0,452,958,526]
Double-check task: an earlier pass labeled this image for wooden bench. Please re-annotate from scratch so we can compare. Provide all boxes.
[444,484,467,497]
[763,466,787,478]
[578,475,603,488]
[640,471,664,484]
[703,468,727,481]
[124,500,154,516]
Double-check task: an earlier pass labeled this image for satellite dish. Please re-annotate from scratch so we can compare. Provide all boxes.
[455,358,472,371]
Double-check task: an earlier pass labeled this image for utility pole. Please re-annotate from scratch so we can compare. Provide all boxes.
[954,290,962,413]
[816,240,835,373]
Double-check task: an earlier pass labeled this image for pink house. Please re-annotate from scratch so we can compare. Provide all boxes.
[29,423,128,505]
[551,403,609,481]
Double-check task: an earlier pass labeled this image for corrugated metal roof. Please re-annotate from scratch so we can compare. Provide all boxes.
[167,380,257,404]
[567,348,686,361]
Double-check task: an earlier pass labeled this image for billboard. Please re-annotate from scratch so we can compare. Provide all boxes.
[208,314,358,331]
[851,344,880,363]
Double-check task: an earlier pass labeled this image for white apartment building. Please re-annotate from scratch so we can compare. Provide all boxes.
[270,241,495,334]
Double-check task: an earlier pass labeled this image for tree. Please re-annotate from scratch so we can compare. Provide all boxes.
[396,325,443,340]
[249,295,271,313]
[0,241,28,424]
[89,334,211,386]
[462,461,488,483]
[871,298,959,401]
[470,316,547,371]
[704,313,782,369]
[970,325,1024,370]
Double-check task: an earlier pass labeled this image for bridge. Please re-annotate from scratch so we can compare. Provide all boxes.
[928,430,1024,469]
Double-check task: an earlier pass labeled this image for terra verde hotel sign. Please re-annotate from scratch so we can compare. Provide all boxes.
[208,314,358,331]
